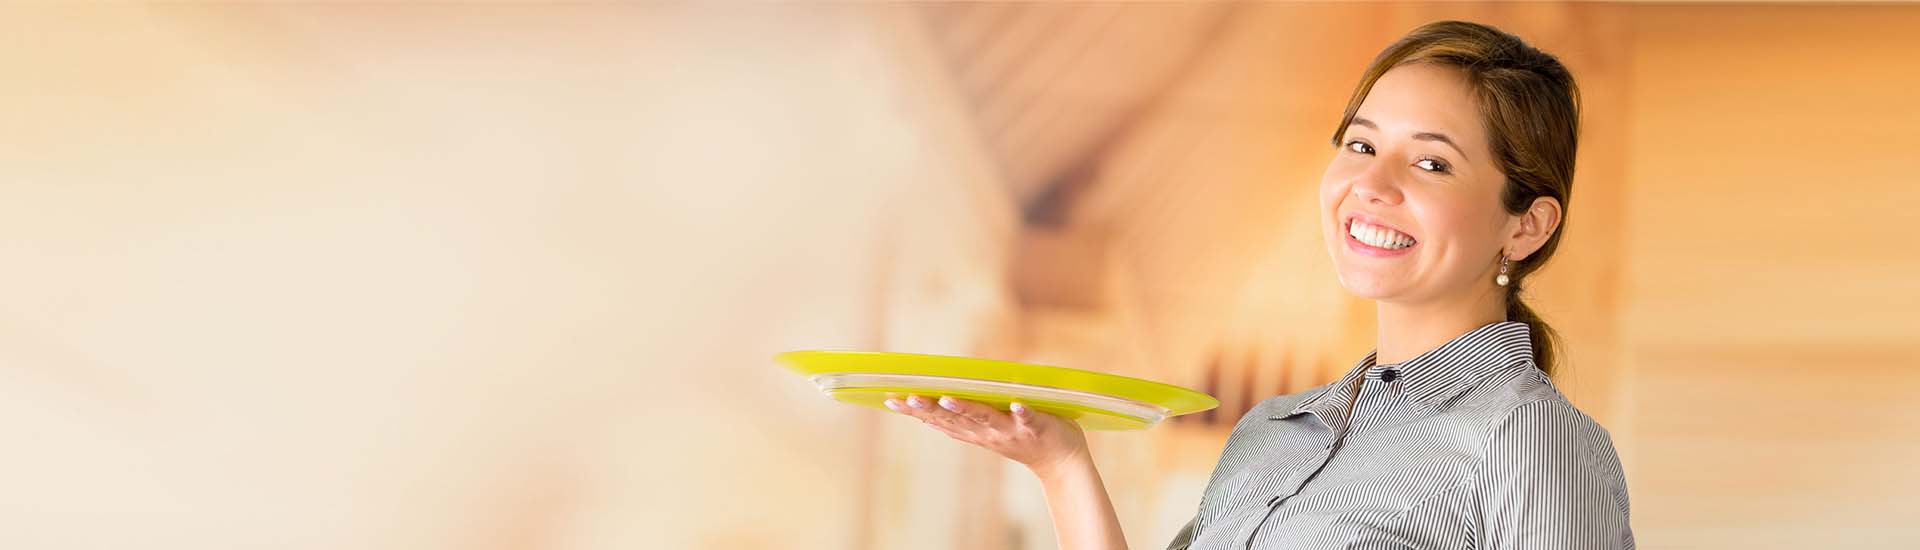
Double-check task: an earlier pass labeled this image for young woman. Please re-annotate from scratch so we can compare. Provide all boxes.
[884,20,1632,550]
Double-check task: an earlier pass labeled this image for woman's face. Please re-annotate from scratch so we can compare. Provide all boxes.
[1319,63,1512,304]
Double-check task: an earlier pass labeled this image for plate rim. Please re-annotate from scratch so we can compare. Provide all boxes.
[775,349,1219,415]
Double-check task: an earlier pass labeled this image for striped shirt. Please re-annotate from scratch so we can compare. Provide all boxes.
[1165,321,1633,550]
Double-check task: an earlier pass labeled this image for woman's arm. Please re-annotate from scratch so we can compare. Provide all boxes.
[1031,448,1129,550]
[885,394,1129,550]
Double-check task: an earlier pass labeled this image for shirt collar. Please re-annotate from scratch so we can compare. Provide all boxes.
[1275,321,1536,420]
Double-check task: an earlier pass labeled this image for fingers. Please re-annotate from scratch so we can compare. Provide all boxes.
[884,394,1014,434]
[1009,401,1068,434]
[883,396,1086,470]
[1009,401,1039,429]
[888,395,979,443]
[882,394,949,429]
[945,396,1020,432]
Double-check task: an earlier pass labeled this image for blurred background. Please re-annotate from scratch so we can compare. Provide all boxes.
[2,2,1917,549]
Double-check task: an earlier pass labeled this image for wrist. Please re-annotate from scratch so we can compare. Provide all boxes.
[1029,446,1093,485]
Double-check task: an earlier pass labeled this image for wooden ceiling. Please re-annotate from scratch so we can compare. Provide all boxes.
[911,2,1238,227]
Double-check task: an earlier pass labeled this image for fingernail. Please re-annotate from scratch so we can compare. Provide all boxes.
[884,399,903,412]
[939,397,961,412]
[1010,402,1028,416]
[908,396,929,409]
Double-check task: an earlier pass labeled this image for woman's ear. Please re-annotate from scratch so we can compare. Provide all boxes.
[1505,196,1563,262]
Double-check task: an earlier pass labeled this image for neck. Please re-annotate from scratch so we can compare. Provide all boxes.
[1374,284,1508,365]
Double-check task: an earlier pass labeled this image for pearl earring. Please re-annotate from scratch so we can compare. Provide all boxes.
[1496,254,1512,287]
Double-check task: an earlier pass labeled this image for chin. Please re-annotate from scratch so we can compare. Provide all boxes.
[1334,271,1400,301]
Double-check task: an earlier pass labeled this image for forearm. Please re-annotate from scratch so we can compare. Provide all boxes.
[1034,451,1129,550]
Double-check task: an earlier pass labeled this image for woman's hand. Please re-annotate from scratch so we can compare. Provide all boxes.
[886,394,1129,550]
[884,394,1088,479]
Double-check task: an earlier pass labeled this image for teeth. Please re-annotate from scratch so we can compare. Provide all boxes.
[1349,219,1415,250]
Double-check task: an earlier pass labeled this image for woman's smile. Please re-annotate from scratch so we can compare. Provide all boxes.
[1343,214,1418,258]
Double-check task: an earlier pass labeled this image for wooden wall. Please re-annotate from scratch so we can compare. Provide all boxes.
[1618,6,1920,547]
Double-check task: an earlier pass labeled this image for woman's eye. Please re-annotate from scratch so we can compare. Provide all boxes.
[1345,140,1373,154]
[1416,158,1451,174]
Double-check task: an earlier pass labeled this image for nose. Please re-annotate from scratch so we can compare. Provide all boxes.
[1350,159,1404,206]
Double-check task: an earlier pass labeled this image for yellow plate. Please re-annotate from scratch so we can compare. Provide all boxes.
[776,350,1218,431]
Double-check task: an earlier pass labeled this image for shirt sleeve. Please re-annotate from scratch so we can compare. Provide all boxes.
[1475,399,1635,550]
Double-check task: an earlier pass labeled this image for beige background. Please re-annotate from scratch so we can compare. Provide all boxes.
[1,3,1915,549]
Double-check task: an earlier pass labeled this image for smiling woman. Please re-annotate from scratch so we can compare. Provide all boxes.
[1175,21,1619,549]
[882,19,1625,550]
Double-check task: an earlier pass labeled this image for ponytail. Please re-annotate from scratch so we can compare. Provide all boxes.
[1504,287,1561,377]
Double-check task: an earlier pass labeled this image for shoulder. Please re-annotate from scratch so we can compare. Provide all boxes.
[1484,398,1622,466]
[1474,369,1622,468]
[1475,392,1632,517]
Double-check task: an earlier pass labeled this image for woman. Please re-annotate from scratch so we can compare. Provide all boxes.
[883,20,1632,550]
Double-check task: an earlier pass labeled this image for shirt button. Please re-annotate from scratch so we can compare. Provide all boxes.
[1380,369,1400,383]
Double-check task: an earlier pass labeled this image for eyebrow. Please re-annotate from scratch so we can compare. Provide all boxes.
[1349,116,1470,162]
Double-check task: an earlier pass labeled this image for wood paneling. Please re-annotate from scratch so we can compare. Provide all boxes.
[1620,6,1920,548]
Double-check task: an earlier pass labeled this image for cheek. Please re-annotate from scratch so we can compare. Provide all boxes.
[1318,187,1344,243]
[1318,165,1351,216]
[1411,195,1498,251]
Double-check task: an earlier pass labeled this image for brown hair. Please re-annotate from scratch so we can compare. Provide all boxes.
[1329,20,1580,376]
